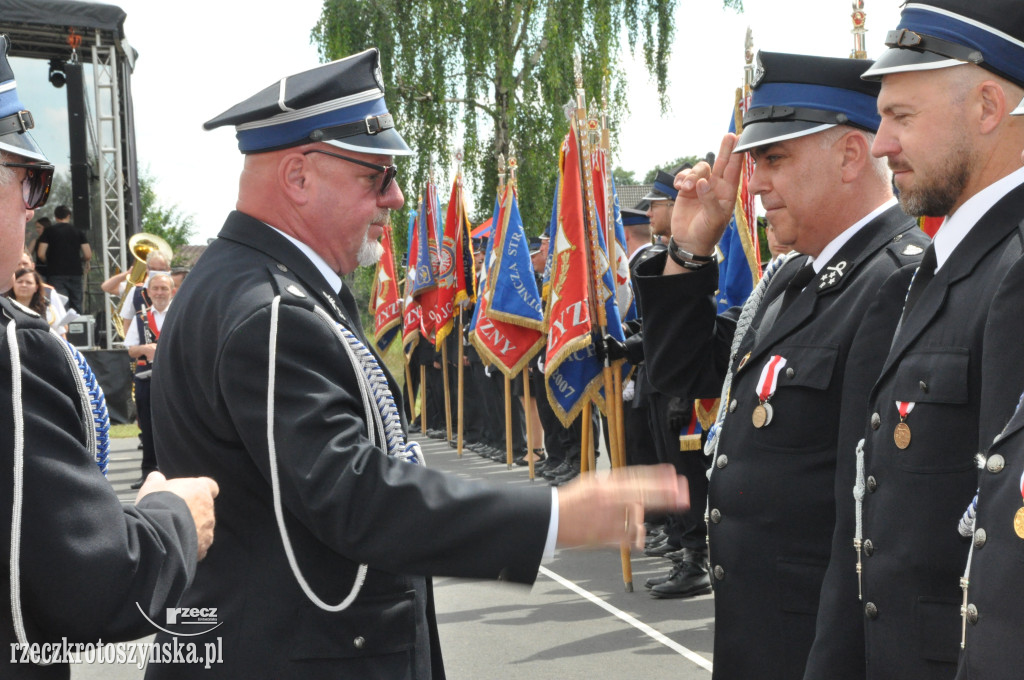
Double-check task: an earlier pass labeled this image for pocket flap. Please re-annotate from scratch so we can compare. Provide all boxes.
[893,349,969,404]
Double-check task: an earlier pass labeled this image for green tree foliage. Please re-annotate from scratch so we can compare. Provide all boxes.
[612,166,637,185]
[137,168,196,265]
[312,0,741,238]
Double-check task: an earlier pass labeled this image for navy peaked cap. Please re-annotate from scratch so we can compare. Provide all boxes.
[204,47,413,156]
[864,0,1024,101]
[620,207,650,227]
[0,35,47,162]
[734,51,881,153]
[643,171,679,201]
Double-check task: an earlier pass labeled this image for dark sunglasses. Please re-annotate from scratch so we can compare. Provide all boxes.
[1,161,54,209]
[302,149,397,196]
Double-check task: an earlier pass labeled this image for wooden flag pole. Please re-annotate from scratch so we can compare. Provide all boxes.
[441,341,453,443]
[420,364,427,434]
[404,352,415,425]
[522,370,535,480]
[457,314,465,457]
[504,374,514,469]
[580,401,592,474]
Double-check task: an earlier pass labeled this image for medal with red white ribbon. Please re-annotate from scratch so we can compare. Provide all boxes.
[1014,470,1024,540]
[752,355,786,428]
[894,401,914,449]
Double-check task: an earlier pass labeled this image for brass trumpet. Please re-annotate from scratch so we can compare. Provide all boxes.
[112,233,173,339]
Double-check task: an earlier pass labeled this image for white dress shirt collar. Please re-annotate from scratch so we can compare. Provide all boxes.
[932,166,1024,272]
[810,198,898,273]
[266,224,343,294]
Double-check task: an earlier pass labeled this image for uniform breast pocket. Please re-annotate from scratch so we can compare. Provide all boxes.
[891,348,974,473]
[758,344,840,452]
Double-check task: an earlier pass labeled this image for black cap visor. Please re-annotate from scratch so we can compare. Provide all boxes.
[734,120,836,153]
[861,47,965,81]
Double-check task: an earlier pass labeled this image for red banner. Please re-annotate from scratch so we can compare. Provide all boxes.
[370,224,402,349]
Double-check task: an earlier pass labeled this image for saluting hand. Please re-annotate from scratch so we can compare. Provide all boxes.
[664,133,744,274]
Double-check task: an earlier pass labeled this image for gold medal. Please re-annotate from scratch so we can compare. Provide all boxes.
[894,422,912,450]
[1014,507,1024,540]
[752,402,773,428]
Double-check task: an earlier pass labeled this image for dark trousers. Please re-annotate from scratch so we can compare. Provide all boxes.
[47,274,83,313]
[648,392,709,550]
[135,376,157,474]
[624,398,660,467]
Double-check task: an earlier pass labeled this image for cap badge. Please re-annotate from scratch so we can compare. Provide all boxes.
[752,52,766,89]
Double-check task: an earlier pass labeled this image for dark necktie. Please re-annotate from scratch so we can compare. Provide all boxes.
[780,262,816,313]
[901,244,937,321]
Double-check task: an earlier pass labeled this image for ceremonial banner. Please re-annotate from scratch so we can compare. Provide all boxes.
[469,185,546,376]
[370,224,402,349]
[435,172,476,347]
[541,177,559,303]
[544,127,602,426]
[402,210,422,353]
[486,187,544,330]
[717,99,760,312]
[410,184,441,342]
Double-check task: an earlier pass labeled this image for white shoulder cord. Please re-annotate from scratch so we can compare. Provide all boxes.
[266,298,423,614]
[7,320,32,653]
[8,323,100,663]
[853,437,867,600]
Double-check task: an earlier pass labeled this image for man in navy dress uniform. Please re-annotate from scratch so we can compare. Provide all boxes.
[148,47,687,680]
[0,35,218,680]
[634,52,928,679]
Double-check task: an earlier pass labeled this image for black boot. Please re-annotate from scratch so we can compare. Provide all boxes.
[648,548,711,599]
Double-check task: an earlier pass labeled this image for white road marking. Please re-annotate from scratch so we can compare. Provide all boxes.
[538,565,714,672]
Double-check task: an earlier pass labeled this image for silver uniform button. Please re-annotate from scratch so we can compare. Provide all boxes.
[863,539,874,556]
[987,454,1005,473]
[729,399,737,413]
[974,528,987,549]
[277,264,288,272]
[870,413,880,430]
[716,455,729,469]
[713,565,725,581]
[710,509,722,523]
[785,367,795,379]
[966,604,979,625]
[865,602,878,620]
[353,636,365,649]
[867,476,878,493]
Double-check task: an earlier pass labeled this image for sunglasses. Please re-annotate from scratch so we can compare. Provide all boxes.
[303,149,398,196]
[1,161,54,209]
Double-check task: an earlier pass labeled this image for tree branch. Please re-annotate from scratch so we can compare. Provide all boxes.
[443,97,497,118]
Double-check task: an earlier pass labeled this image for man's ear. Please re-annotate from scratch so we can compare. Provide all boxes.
[279,152,311,206]
[839,130,871,184]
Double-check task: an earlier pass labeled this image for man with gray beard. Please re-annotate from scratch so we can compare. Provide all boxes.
[806,3,1024,678]
[147,49,689,680]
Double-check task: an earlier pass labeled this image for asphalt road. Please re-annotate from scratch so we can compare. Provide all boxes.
[69,435,715,679]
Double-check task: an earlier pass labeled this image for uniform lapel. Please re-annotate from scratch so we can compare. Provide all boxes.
[877,186,1024,383]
